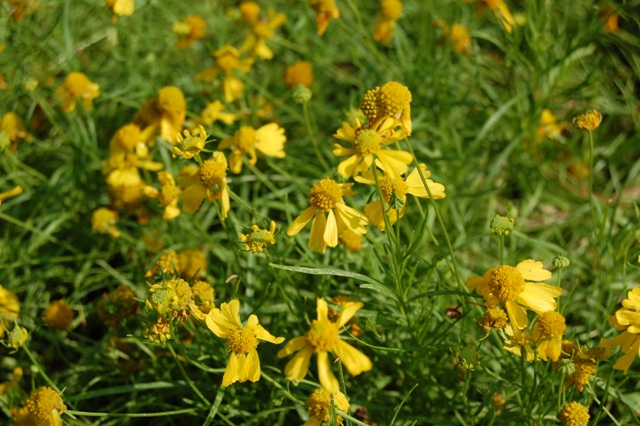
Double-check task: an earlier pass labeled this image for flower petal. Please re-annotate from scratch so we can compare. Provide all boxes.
[277,336,308,358]
[309,211,327,252]
[317,351,340,394]
[287,206,317,236]
[222,352,240,387]
[333,339,372,376]
[516,283,562,314]
[516,260,552,282]
[283,345,314,383]
[323,209,338,247]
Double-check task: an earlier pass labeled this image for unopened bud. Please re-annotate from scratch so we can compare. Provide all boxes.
[490,213,514,236]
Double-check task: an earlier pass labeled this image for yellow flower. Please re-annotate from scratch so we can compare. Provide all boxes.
[373,0,403,45]
[557,401,590,426]
[435,22,472,54]
[477,0,516,34]
[354,164,445,230]
[218,123,286,173]
[55,72,100,112]
[91,207,120,238]
[1,112,29,152]
[211,45,254,102]
[477,307,508,332]
[360,81,412,135]
[146,278,192,317]
[0,185,23,207]
[533,311,566,361]
[601,286,640,373]
[206,299,284,387]
[287,178,368,253]
[0,285,20,339]
[556,341,603,392]
[105,0,134,22]
[144,250,179,278]
[466,260,561,334]
[44,300,73,330]
[109,123,152,157]
[503,325,535,362]
[239,6,287,60]
[12,386,66,426]
[178,152,230,218]
[173,125,207,159]
[537,109,563,141]
[173,15,207,48]
[177,249,207,280]
[309,0,340,36]
[277,298,372,393]
[573,109,602,131]
[239,1,261,23]
[240,221,276,253]
[304,388,350,426]
[284,61,314,89]
[191,280,215,314]
[338,228,362,253]
[200,100,237,125]
[144,171,181,221]
[157,86,187,142]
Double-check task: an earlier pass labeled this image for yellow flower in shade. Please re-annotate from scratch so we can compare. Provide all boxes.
[173,125,207,159]
[55,72,100,112]
[476,0,516,34]
[157,86,187,142]
[44,300,73,330]
[373,0,403,45]
[145,250,179,278]
[333,117,412,179]
[556,341,604,392]
[209,45,254,103]
[240,6,287,60]
[144,317,173,344]
[435,22,472,54]
[284,61,314,89]
[601,4,619,32]
[360,81,412,135]
[191,280,215,314]
[466,260,561,335]
[218,123,286,174]
[537,109,563,141]
[0,185,23,207]
[573,109,602,131]
[503,325,535,362]
[601,286,640,373]
[105,0,134,22]
[477,307,508,332]
[12,386,66,426]
[178,152,230,218]
[173,15,207,48]
[287,179,368,253]
[97,285,139,328]
[206,299,284,387]
[177,249,207,280]
[144,171,182,221]
[200,100,237,125]
[146,278,192,318]
[338,228,362,253]
[1,112,29,152]
[557,401,590,426]
[277,298,372,394]
[532,311,566,362]
[305,388,350,426]
[309,0,340,36]
[354,164,446,230]
[109,123,152,157]
[0,285,20,338]
[91,207,120,238]
[241,221,276,253]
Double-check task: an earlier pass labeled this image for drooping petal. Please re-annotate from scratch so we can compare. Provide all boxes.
[616,310,640,327]
[222,352,241,387]
[517,283,562,314]
[244,349,261,383]
[516,260,552,282]
[317,351,340,394]
[309,211,327,252]
[613,337,640,373]
[334,203,368,235]
[255,123,286,158]
[323,209,338,247]
[287,206,317,236]
[228,149,244,174]
[333,339,372,376]
[277,336,308,358]
[505,300,529,331]
[283,345,314,383]
[466,270,491,294]
[364,200,396,231]
[181,183,208,213]
[332,144,355,157]
[254,323,285,344]
[337,301,364,328]
[220,188,230,220]
[376,150,414,178]
[337,154,362,178]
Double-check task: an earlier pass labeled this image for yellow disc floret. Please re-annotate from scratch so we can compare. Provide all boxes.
[307,388,350,425]
[378,174,408,202]
[535,311,566,338]
[353,129,383,156]
[488,265,525,302]
[376,81,411,119]
[308,178,343,211]
[234,126,258,151]
[199,159,227,196]
[557,401,590,426]
[380,0,403,20]
[23,386,66,426]
[306,319,339,353]
[226,326,259,354]
[360,88,379,122]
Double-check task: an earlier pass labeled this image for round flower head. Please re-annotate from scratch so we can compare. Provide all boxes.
[333,117,413,178]
[601,286,640,373]
[44,300,73,330]
[157,86,186,142]
[354,164,445,230]
[91,207,120,238]
[56,72,100,112]
[373,0,403,45]
[1,112,29,152]
[191,280,215,314]
[360,81,412,135]
[200,100,237,125]
[557,401,590,426]
[173,125,207,159]
[305,388,350,426]
[173,15,206,48]
[533,311,566,361]
[106,0,134,22]
[573,109,602,131]
[146,278,192,317]
[177,249,207,280]
[218,123,286,174]
[206,299,284,387]
[284,61,314,89]
[239,2,261,23]
[277,298,372,394]
[309,0,340,36]
[241,221,276,253]
[466,260,561,335]
[178,152,230,219]
[14,386,66,426]
[287,178,368,253]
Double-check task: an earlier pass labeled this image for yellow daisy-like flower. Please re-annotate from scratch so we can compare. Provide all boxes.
[360,81,412,135]
[557,401,590,426]
[44,300,73,330]
[91,207,120,238]
[537,109,563,141]
[284,61,314,89]
[287,178,368,253]
[218,123,286,174]
[277,298,372,394]
[532,311,566,362]
[503,325,535,362]
[466,260,561,335]
[573,109,602,131]
[144,171,182,221]
[0,185,23,207]
[309,0,340,36]
[105,0,134,22]
[373,0,403,45]
[173,15,207,49]
[178,152,230,219]
[477,0,516,34]
[206,299,284,387]
[191,280,215,314]
[0,285,20,339]
[435,21,472,54]
[333,117,412,179]
[55,72,100,112]
[241,220,276,253]
[556,341,603,392]
[240,6,287,60]
[212,45,254,103]
[601,286,640,373]
[200,100,237,125]
[305,388,350,426]
[177,249,207,280]
[354,164,446,230]
[12,386,66,426]
[173,125,207,159]
[1,112,29,152]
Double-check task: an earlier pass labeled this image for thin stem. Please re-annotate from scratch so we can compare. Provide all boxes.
[587,385,622,426]
[302,102,331,174]
[167,344,210,406]
[499,235,505,265]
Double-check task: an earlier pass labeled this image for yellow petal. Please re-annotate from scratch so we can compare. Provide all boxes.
[506,300,529,331]
[283,345,314,383]
[333,339,372,376]
[309,211,327,253]
[337,301,363,328]
[181,183,207,213]
[222,352,241,387]
[317,351,340,394]
[277,336,308,358]
[516,283,562,314]
[516,260,552,282]
[323,209,338,247]
[287,206,316,236]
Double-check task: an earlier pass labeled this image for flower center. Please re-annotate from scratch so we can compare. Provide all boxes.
[159,183,181,206]
[217,52,240,72]
[378,174,408,202]
[377,81,411,119]
[488,265,525,302]
[536,311,566,338]
[308,178,343,211]
[305,319,339,353]
[307,388,331,421]
[234,126,257,151]
[354,129,382,156]
[199,159,227,197]
[226,326,258,354]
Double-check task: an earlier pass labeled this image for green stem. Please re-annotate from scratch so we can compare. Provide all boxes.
[167,344,210,405]
[587,130,597,238]
[587,385,622,426]
[499,235,505,265]
[302,102,331,174]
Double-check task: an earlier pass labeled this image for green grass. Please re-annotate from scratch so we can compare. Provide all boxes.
[1,0,640,424]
